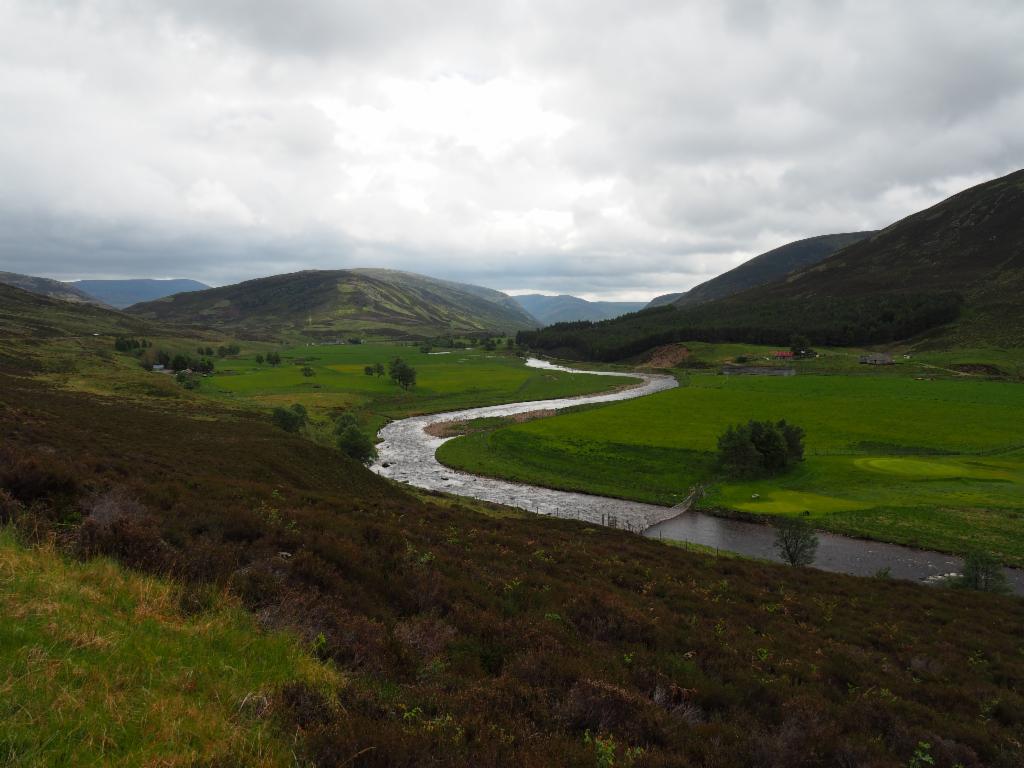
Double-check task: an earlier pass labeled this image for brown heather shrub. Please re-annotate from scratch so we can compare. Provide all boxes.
[561,678,666,744]
[76,513,174,573]
[392,615,457,662]
[279,681,337,730]
[0,448,78,505]
[227,560,287,610]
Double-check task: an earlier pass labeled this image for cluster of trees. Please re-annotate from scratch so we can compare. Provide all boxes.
[518,293,962,361]
[254,352,282,366]
[717,419,805,477]
[268,405,377,466]
[114,337,151,352]
[362,359,417,388]
[171,354,214,374]
[388,358,416,390]
[420,334,511,351]
[136,348,214,374]
[195,344,242,358]
[175,370,202,390]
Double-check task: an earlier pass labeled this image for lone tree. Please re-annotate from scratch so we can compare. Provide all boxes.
[388,358,417,390]
[301,366,316,377]
[255,354,264,365]
[337,426,377,466]
[955,550,1010,593]
[266,352,282,366]
[373,362,385,377]
[774,517,819,566]
[717,420,804,477]
[363,365,375,376]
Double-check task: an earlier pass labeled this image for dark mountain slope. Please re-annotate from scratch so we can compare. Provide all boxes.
[75,278,210,308]
[513,294,647,325]
[126,269,535,338]
[662,231,875,308]
[520,169,1024,359]
[0,271,102,305]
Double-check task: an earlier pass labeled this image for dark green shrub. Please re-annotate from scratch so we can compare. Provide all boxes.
[337,426,376,466]
[272,404,307,433]
[717,420,804,477]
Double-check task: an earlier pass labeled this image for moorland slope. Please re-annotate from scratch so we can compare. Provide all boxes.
[0,282,151,339]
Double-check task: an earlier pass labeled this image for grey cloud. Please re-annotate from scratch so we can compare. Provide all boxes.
[0,0,1021,300]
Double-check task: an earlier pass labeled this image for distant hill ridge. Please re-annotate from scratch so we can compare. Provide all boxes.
[126,268,537,338]
[0,272,103,306]
[519,168,1024,359]
[512,294,647,325]
[75,279,210,308]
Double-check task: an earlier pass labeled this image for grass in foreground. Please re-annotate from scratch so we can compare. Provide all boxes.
[437,372,1024,562]
[0,528,338,767]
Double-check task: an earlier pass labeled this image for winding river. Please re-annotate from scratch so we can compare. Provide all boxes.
[372,358,1024,594]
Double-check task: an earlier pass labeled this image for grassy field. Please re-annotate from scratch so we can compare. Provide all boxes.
[438,372,1024,563]
[0,528,337,766]
[627,339,1024,378]
[201,343,633,438]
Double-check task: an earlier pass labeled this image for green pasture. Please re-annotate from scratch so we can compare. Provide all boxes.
[437,372,1024,563]
[204,343,633,437]
[625,340,1024,379]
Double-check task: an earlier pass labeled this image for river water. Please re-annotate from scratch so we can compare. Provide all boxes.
[372,358,1024,594]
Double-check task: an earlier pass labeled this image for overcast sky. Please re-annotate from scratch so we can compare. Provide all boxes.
[1,1,1021,301]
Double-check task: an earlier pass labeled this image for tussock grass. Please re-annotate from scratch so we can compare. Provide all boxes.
[0,528,339,767]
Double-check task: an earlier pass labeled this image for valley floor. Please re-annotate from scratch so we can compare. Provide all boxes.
[437,353,1024,565]
[3,336,1024,766]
